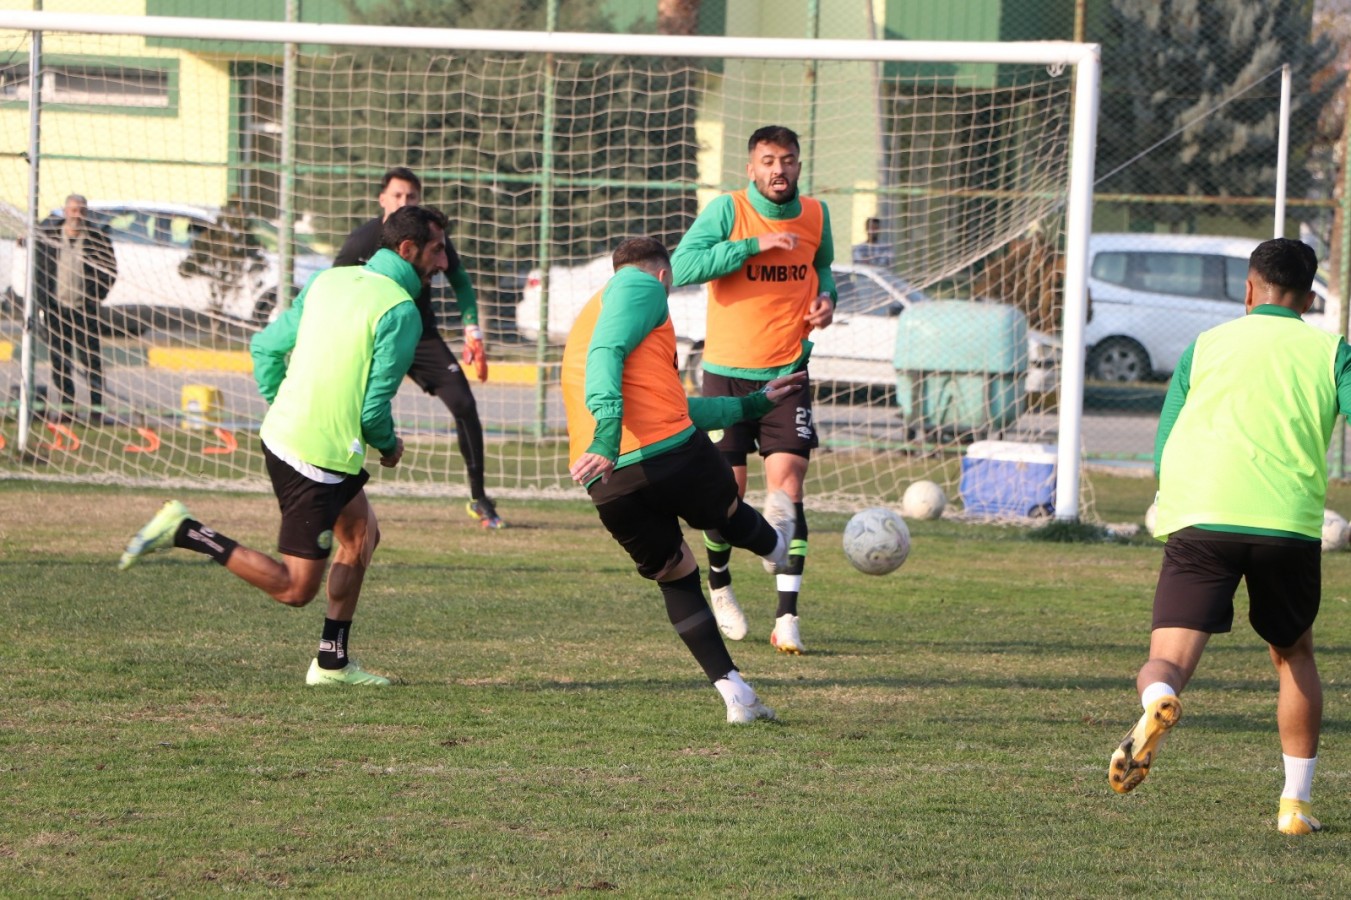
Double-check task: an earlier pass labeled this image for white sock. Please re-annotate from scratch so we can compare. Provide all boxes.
[714,670,757,707]
[761,533,786,566]
[1141,682,1177,711]
[1281,754,1317,802]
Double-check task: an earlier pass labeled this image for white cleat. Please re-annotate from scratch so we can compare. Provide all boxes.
[710,584,748,640]
[726,697,776,724]
[760,490,796,574]
[770,613,806,655]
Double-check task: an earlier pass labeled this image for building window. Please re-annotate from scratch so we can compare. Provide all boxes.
[0,59,177,113]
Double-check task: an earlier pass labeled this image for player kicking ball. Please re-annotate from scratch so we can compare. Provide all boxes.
[118,206,449,686]
[562,236,804,724]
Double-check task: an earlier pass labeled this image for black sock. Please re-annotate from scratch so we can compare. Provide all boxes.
[775,503,808,618]
[659,568,735,684]
[173,519,238,566]
[718,500,778,557]
[317,618,351,670]
[704,530,733,590]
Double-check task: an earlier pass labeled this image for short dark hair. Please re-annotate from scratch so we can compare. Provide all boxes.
[380,205,447,252]
[381,166,422,193]
[612,236,670,272]
[748,125,800,154]
[1249,238,1318,294]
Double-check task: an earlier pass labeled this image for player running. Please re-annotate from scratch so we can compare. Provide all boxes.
[117,206,449,686]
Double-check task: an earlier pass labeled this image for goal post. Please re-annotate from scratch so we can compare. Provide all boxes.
[0,10,1099,522]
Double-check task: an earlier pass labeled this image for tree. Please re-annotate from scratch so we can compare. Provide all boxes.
[1095,0,1342,229]
[292,0,699,334]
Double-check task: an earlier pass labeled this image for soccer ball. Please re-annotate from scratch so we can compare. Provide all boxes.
[901,480,947,520]
[842,507,911,575]
[1322,509,1349,553]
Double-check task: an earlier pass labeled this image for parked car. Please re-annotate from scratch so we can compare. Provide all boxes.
[5,201,331,334]
[517,257,1059,394]
[1084,233,1337,383]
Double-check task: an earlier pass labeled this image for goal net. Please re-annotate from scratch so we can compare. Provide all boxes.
[0,13,1098,520]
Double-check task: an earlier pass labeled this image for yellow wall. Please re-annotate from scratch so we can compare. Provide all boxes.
[0,0,232,215]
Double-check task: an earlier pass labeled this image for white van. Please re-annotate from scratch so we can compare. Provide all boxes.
[1084,233,1336,382]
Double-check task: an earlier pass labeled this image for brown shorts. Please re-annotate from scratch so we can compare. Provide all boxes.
[1153,527,1321,648]
[702,368,816,465]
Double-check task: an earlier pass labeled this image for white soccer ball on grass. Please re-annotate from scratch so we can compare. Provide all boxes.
[842,507,911,576]
[901,480,947,520]
[1322,509,1349,553]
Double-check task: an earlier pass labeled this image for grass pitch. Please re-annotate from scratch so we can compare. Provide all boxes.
[4,476,1351,896]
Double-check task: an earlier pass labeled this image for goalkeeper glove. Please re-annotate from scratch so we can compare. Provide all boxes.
[462,324,488,382]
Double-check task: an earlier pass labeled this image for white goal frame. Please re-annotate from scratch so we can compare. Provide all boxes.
[0,10,1100,521]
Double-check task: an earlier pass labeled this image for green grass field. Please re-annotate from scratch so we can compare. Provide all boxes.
[4,476,1351,896]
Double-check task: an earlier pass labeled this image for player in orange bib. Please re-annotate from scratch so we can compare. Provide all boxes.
[670,125,837,654]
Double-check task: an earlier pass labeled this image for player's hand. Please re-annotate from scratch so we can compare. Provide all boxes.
[570,452,615,485]
[762,371,808,405]
[380,437,404,468]
[462,324,489,382]
[757,232,799,253]
[804,293,834,330]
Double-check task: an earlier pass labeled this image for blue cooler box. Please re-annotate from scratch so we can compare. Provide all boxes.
[959,440,1057,517]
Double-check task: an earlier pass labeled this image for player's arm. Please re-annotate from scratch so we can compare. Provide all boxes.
[360,301,423,458]
[1334,339,1351,417]
[814,203,838,305]
[333,221,376,268]
[447,260,490,381]
[670,195,760,287]
[249,285,308,403]
[1153,340,1194,476]
[581,276,670,460]
[687,371,808,431]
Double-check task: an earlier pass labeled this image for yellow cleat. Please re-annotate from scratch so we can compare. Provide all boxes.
[1108,695,1182,794]
[1277,799,1322,835]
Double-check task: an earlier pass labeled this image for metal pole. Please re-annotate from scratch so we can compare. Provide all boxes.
[17,25,41,452]
[802,0,820,194]
[1274,63,1290,239]
[533,0,558,439]
[1331,79,1351,479]
[1053,47,1100,521]
[278,0,297,308]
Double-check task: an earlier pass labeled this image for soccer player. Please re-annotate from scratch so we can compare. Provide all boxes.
[117,205,450,686]
[670,125,837,654]
[562,236,806,724]
[335,167,504,529]
[1108,238,1351,835]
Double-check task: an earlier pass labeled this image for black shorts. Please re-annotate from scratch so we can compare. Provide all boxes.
[589,431,741,579]
[264,442,370,560]
[701,368,816,466]
[407,334,472,397]
[1153,527,1321,648]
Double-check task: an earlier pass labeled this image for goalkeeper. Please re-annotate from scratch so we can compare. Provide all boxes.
[335,167,504,529]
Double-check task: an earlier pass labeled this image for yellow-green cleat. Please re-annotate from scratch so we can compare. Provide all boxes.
[305,658,391,686]
[118,500,190,571]
[1277,799,1322,835]
[1109,695,1183,794]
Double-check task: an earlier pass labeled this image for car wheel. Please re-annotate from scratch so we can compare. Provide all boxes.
[683,344,704,396]
[252,291,277,327]
[1087,337,1151,383]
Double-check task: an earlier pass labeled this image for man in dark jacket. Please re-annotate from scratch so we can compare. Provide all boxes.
[34,194,118,423]
[335,167,504,529]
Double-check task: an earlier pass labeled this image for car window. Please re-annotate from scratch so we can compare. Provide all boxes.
[1091,251,1128,285]
[102,210,159,246]
[835,271,904,316]
[1223,256,1248,302]
[164,215,198,249]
